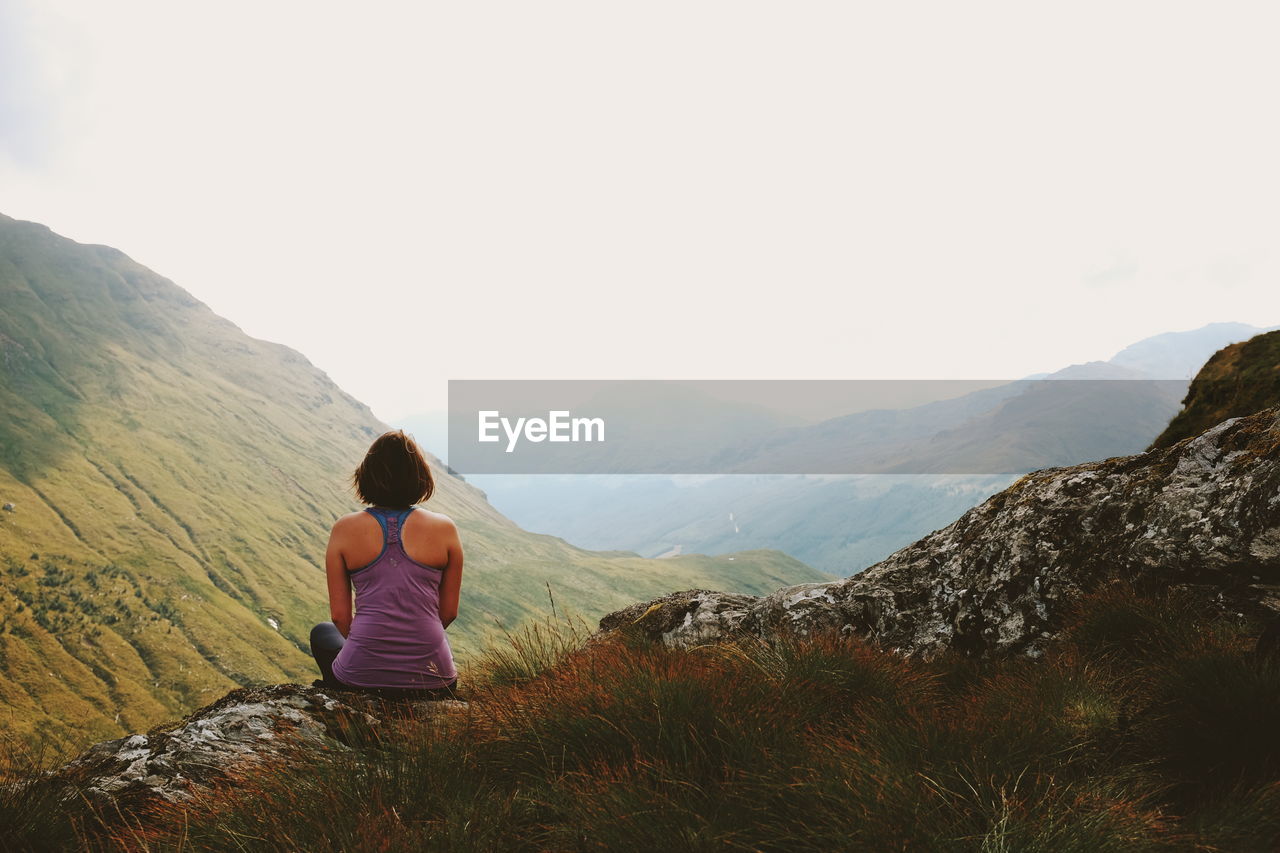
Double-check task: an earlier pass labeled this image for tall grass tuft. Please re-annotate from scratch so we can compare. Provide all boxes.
[470,586,592,690]
[1136,650,1280,802]
[0,737,101,852]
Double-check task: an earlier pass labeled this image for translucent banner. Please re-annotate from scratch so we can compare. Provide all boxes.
[447,379,1189,474]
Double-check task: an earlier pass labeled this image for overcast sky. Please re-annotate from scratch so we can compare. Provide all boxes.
[3,1,1278,422]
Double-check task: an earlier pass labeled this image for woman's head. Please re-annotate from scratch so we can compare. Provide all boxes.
[352,430,435,507]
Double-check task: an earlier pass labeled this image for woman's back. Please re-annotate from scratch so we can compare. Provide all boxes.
[330,506,458,689]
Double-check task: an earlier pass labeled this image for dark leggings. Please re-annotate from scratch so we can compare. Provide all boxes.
[309,622,461,700]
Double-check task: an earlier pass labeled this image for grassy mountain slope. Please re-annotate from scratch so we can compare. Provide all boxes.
[0,214,827,754]
[1149,329,1280,449]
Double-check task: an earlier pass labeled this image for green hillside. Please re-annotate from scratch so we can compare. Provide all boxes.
[0,214,828,754]
[1149,329,1280,449]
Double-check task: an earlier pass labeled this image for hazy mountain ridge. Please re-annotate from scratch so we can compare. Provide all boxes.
[1110,321,1280,379]
[471,323,1272,572]
[0,214,827,753]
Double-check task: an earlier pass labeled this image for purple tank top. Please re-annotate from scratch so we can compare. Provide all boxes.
[331,506,457,689]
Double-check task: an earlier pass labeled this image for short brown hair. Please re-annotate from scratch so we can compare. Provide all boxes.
[352,430,435,507]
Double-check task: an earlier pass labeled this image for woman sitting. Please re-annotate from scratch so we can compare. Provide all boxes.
[310,430,463,700]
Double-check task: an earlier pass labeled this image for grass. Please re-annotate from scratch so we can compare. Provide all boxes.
[469,587,594,690]
[1149,328,1280,449]
[2,582,1277,852]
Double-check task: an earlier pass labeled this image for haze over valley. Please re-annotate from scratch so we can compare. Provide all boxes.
[420,323,1273,573]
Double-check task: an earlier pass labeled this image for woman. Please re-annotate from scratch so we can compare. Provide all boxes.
[309,429,463,699]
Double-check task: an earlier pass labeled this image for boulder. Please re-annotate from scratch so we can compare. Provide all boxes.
[50,683,467,805]
[599,407,1280,658]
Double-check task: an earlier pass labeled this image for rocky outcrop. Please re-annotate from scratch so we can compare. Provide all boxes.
[600,407,1280,658]
[50,684,467,805]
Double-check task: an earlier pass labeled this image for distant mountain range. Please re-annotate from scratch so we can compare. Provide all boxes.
[464,324,1275,573]
[0,214,827,753]
[1111,322,1277,379]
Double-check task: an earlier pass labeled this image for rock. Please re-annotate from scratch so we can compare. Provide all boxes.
[2,502,14,512]
[599,407,1280,659]
[597,589,759,646]
[50,683,468,805]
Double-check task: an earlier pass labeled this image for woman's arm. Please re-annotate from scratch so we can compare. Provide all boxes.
[438,517,463,630]
[325,520,354,637]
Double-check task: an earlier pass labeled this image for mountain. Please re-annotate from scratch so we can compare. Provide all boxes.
[1109,321,1278,379]
[601,403,1280,657]
[1149,329,1280,449]
[870,370,1184,475]
[0,214,828,753]
[697,358,1198,477]
[470,325,1264,573]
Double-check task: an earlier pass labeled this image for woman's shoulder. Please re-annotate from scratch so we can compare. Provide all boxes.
[332,509,375,529]
[407,507,458,530]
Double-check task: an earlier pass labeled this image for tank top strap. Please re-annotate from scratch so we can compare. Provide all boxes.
[365,506,414,547]
[385,508,413,545]
[364,506,388,541]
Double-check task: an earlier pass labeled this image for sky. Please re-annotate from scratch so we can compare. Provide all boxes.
[3,0,1279,422]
